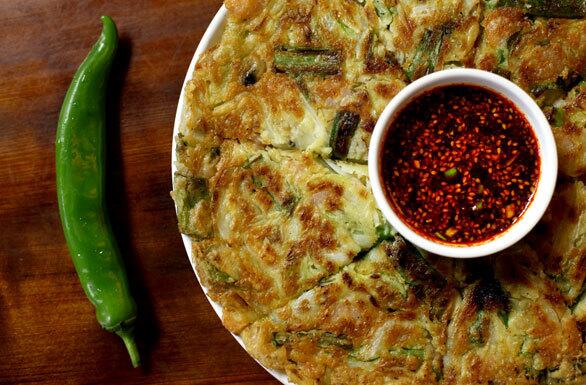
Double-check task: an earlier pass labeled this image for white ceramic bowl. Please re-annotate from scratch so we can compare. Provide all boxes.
[172,5,292,385]
[368,69,557,259]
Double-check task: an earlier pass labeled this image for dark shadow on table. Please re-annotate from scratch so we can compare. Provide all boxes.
[105,35,160,372]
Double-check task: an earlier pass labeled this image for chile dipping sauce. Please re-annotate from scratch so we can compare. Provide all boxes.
[381,85,540,245]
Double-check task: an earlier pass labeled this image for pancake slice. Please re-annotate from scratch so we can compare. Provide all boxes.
[241,237,456,385]
[175,141,383,332]
[536,180,586,306]
[444,245,585,384]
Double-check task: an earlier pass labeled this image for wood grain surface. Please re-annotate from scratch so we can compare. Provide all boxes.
[0,1,279,384]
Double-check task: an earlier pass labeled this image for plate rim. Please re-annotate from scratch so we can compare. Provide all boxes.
[171,5,291,385]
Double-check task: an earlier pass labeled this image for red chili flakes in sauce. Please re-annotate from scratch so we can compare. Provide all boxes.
[381,85,540,245]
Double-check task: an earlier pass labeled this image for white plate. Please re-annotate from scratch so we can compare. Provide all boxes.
[171,6,291,385]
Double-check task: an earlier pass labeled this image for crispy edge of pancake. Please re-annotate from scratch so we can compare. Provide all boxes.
[241,238,456,385]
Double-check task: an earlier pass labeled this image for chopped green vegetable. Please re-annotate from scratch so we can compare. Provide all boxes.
[486,0,500,9]
[174,173,209,236]
[406,24,453,81]
[206,262,236,284]
[571,111,586,125]
[348,354,380,362]
[319,275,337,286]
[444,60,464,67]
[497,48,507,66]
[317,332,353,350]
[376,221,395,241]
[373,0,395,25]
[282,192,300,216]
[274,47,341,75]
[531,83,557,95]
[435,232,447,241]
[548,273,572,294]
[251,174,263,188]
[469,310,486,346]
[251,173,290,211]
[365,31,399,73]
[330,111,361,159]
[570,281,586,311]
[272,332,289,347]
[498,309,510,327]
[472,201,484,211]
[348,345,380,362]
[444,167,458,178]
[337,20,357,38]
[242,154,262,169]
[494,31,522,71]
[394,347,425,359]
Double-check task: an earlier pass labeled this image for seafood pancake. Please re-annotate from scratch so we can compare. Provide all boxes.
[173,0,586,383]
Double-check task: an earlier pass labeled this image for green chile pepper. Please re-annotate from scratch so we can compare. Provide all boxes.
[56,16,140,367]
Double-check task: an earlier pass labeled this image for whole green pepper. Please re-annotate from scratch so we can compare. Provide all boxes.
[56,16,140,367]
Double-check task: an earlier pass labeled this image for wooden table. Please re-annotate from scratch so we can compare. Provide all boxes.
[0,1,279,384]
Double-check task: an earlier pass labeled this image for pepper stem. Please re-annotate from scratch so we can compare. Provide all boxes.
[116,329,141,368]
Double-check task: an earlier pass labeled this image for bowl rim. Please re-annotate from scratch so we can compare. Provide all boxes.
[368,68,558,259]
[171,5,292,385]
